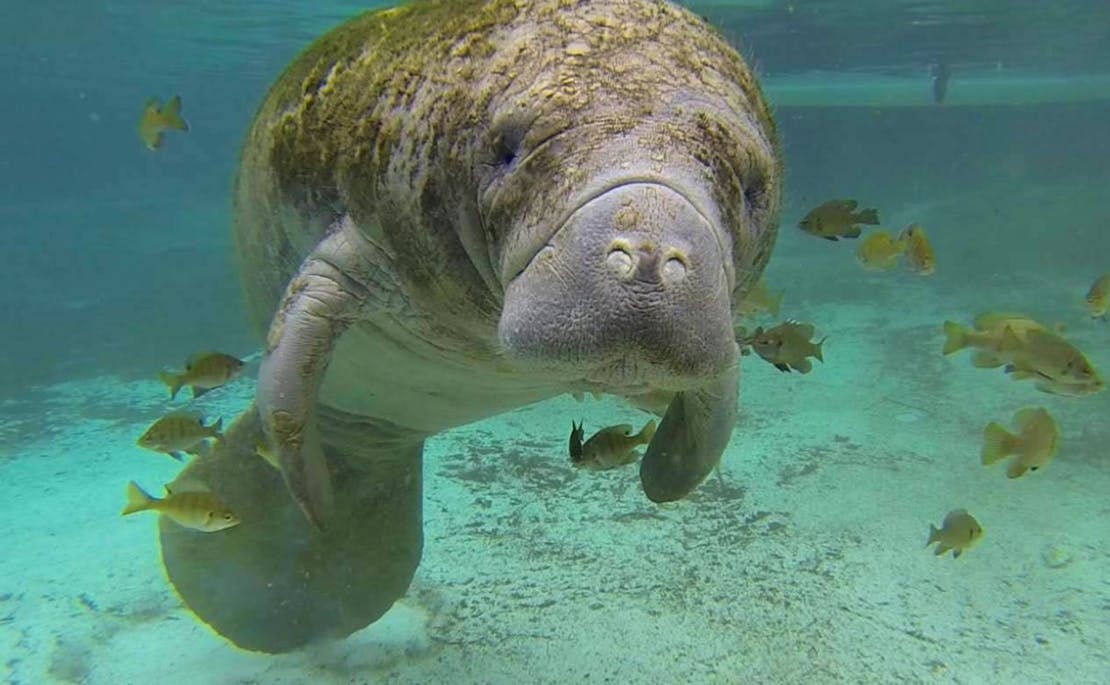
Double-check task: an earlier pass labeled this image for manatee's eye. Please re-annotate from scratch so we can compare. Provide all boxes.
[486,110,531,169]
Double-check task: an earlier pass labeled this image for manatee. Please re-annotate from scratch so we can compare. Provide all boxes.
[159,0,781,653]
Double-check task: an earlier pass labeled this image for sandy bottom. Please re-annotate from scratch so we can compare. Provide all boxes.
[4,188,1110,684]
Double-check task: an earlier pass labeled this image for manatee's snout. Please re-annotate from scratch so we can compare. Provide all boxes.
[499,182,737,389]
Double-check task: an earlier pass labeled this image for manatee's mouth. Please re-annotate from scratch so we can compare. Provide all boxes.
[497,181,738,391]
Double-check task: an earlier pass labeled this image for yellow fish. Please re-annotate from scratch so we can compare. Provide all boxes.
[981,407,1059,478]
[999,328,1104,396]
[136,412,224,461]
[941,312,1048,368]
[926,509,983,559]
[569,419,657,471]
[1085,274,1109,320]
[122,481,240,532]
[855,230,906,271]
[737,278,784,319]
[138,95,189,150]
[159,351,245,400]
[798,199,880,241]
[899,224,935,275]
[744,321,825,374]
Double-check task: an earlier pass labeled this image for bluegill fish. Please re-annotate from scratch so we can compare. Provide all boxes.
[737,278,784,319]
[798,199,879,241]
[122,481,240,532]
[999,328,1104,397]
[742,321,825,374]
[942,313,1048,367]
[856,230,905,271]
[926,509,982,559]
[569,419,657,471]
[138,95,189,151]
[899,224,935,276]
[981,407,1059,479]
[136,412,223,461]
[1085,274,1109,320]
[159,351,245,400]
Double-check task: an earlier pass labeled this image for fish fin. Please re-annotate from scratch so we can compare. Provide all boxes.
[184,442,211,457]
[821,235,839,242]
[934,543,951,557]
[169,451,186,461]
[795,359,813,374]
[158,369,183,399]
[971,352,1004,368]
[813,337,827,363]
[844,226,862,239]
[1007,461,1029,479]
[997,326,1023,353]
[768,290,784,317]
[941,321,968,355]
[618,450,642,466]
[122,481,155,515]
[571,392,585,402]
[192,385,213,399]
[981,422,1018,465]
[773,362,791,373]
[162,95,189,131]
[857,209,880,225]
[952,549,963,559]
[636,419,658,444]
[926,524,940,546]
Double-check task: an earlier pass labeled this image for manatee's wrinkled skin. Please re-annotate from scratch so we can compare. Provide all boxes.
[161,0,780,653]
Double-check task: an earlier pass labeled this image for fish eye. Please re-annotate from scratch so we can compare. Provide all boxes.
[223,513,234,520]
[1030,466,1038,471]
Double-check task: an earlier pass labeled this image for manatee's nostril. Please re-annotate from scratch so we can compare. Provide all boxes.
[662,256,688,282]
[606,240,635,278]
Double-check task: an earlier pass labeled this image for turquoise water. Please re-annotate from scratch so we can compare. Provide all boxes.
[2,1,1110,682]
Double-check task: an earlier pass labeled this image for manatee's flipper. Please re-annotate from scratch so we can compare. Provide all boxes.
[160,406,424,653]
[639,362,739,502]
[257,215,399,528]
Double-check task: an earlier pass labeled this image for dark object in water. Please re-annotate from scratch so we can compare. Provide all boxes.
[932,60,951,104]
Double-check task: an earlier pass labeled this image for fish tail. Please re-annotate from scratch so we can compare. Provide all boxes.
[768,290,784,317]
[209,417,225,442]
[814,337,827,362]
[122,481,155,516]
[158,370,183,399]
[981,422,1018,465]
[857,208,880,225]
[162,95,189,131]
[941,321,968,355]
[637,419,658,444]
[926,523,940,546]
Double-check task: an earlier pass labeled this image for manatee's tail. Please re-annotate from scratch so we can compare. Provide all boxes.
[159,370,184,399]
[857,208,880,225]
[942,321,969,355]
[162,95,189,131]
[981,422,1020,465]
[122,481,156,516]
